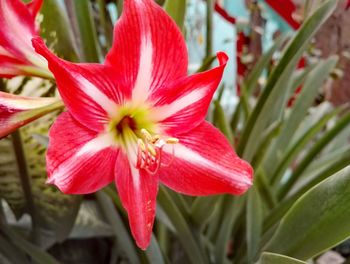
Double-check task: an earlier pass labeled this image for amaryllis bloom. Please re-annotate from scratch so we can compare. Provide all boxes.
[0,92,63,138]
[0,0,51,78]
[32,0,253,249]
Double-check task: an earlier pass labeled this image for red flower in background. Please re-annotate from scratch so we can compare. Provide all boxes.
[0,0,51,78]
[0,92,62,138]
[32,0,253,249]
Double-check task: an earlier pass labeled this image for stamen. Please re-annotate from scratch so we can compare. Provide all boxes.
[147,145,156,156]
[141,128,152,141]
[166,138,179,144]
[137,139,146,151]
[136,129,179,174]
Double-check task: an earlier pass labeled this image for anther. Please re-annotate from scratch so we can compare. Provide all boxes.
[140,128,152,141]
[147,145,157,156]
[166,137,179,144]
[151,135,160,144]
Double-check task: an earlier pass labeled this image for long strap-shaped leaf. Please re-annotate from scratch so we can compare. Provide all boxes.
[266,57,338,178]
[263,146,350,234]
[265,166,350,260]
[157,187,208,264]
[164,0,187,31]
[278,110,350,198]
[236,0,337,161]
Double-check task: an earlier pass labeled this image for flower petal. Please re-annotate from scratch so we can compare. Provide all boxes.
[47,112,118,194]
[27,0,43,18]
[0,0,37,61]
[159,121,253,196]
[152,53,228,134]
[0,91,62,138]
[105,0,188,103]
[33,37,128,132]
[0,56,25,78]
[115,151,158,250]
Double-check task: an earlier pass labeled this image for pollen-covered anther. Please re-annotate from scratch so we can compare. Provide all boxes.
[136,129,179,174]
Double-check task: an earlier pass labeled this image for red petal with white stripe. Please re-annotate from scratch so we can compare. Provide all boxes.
[0,0,41,64]
[159,121,253,196]
[115,151,158,250]
[47,112,118,194]
[105,0,188,103]
[0,91,62,138]
[33,38,129,132]
[153,53,228,135]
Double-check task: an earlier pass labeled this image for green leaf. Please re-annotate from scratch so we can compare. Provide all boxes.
[214,195,245,264]
[266,57,338,177]
[41,0,79,61]
[257,252,306,264]
[73,0,101,62]
[191,196,222,228]
[145,235,165,264]
[251,121,282,169]
[264,147,350,233]
[213,100,234,144]
[247,187,263,263]
[270,107,341,186]
[237,0,337,160]
[164,0,187,31]
[0,232,28,264]
[266,166,350,260]
[196,55,216,73]
[157,187,208,264]
[0,223,59,264]
[278,111,350,198]
[96,191,140,264]
[243,35,286,96]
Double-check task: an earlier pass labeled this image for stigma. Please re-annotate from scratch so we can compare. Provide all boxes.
[136,129,179,174]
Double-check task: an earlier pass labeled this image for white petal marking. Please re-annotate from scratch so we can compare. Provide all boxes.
[49,133,115,185]
[0,46,13,57]
[0,96,58,110]
[77,133,115,156]
[76,76,119,117]
[130,164,141,190]
[164,143,252,187]
[152,87,208,121]
[132,36,153,103]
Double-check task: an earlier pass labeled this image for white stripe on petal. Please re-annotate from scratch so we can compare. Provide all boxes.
[152,87,208,121]
[77,133,115,156]
[132,36,153,103]
[130,164,141,190]
[0,95,58,110]
[1,1,37,60]
[76,76,119,117]
[49,133,115,185]
[0,46,13,57]
[164,143,252,187]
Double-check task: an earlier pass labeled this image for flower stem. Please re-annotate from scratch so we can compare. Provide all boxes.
[11,130,39,244]
[206,0,214,57]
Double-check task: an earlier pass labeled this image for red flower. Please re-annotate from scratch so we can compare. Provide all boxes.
[0,92,62,138]
[0,0,51,78]
[32,0,253,249]
[346,0,350,10]
[264,0,300,30]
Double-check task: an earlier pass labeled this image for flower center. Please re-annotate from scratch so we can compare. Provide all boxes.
[116,116,137,133]
[108,105,179,174]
